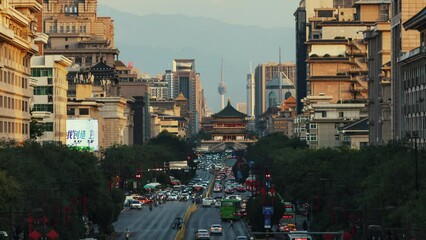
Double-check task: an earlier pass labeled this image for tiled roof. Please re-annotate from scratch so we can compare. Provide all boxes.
[212,100,246,118]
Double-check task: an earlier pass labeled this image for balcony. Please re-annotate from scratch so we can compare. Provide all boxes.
[398,46,426,62]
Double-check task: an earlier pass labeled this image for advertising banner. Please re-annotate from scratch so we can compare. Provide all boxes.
[66,119,99,151]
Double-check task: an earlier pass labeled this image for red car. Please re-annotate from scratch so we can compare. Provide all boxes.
[134,196,152,205]
[236,185,245,192]
[238,208,247,217]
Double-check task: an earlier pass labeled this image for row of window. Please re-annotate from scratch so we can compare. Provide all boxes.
[48,25,87,34]
[0,95,29,112]
[32,104,53,113]
[0,121,29,135]
[34,86,54,95]
[1,43,31,68]
[67,108,89,116]
[0,70,29,89]
[31,68,53,77]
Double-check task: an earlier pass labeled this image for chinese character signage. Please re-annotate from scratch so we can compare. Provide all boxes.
[66,119,99,151]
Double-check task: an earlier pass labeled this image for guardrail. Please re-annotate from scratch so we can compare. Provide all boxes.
[174,203,198,240]
[205,171,216,198]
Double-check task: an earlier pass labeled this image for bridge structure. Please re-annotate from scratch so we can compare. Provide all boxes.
[196,140,257,153]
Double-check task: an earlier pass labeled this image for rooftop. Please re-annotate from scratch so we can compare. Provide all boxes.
[211,100,247,118]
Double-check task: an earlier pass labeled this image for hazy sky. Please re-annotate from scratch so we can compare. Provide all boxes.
[100,0,301,29]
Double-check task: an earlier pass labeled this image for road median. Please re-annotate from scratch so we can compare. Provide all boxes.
[174,203,198,240]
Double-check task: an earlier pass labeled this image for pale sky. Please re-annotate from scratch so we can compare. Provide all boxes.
[100,0,301,29]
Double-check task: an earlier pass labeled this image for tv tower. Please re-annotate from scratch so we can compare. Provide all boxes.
[218,58,227,109]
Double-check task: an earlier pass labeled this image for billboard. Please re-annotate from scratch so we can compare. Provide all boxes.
[169,161,188,170]
[66,119,99,151]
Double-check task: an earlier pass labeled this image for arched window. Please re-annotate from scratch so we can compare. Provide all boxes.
[268,92,277,108]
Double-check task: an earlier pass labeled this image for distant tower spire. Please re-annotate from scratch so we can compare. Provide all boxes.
[218,58,227,109]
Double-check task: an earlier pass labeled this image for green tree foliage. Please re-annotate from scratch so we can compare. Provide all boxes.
[29,119,44,139]
[246,134,426,238]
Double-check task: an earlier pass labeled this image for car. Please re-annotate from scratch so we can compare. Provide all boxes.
[195,229,210,239]
[225,188,234,194]
[180,193,190,201]
[129,200,142,210]
[213,185,222,192]
[236,185,245,192]
[238,208,247,217]
[235,236,249,240]
[209,224,223,235]
[134,196,152,205]
[279,223,297,232]
[169,194,179,201]
[202,197,215,207]
[214,200,221,207]
[225,194,242,201]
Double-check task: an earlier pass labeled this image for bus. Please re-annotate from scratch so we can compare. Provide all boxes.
[220,199,241,221]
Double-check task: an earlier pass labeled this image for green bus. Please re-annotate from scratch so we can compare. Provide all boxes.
[220,199,241,221]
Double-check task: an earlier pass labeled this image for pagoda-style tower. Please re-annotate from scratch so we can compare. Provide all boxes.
[211,100,247,141]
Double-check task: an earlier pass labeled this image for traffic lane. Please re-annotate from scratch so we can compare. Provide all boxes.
[112,200,192,240]
[185,205,248,240]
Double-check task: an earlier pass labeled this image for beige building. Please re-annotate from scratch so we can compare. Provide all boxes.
[67,82,134,149]
[391,0,426,140]
[31,55,72,143]
[43,0,119,68]
[0,0,43,141]
[364,22,392,145]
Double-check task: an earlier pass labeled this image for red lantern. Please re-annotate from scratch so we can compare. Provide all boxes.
[28,230,42,240]
[46,229,59,240]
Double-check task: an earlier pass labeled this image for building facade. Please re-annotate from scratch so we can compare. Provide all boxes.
[399,7,426,149]
[254,62,296,117]
[211,100,247,141]
[364,22,392,145]
[31,55,72,143]
[246,71,255,117]
[42,0,119,68]
[0,0,42,141]
[390,0,425,140]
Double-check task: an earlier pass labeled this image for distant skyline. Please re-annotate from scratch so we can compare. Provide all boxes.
[101,0,300,29]
[99,0,300,112]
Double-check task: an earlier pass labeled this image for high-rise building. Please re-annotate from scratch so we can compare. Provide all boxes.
[254,62,296,117]
[246,70,255,117]
[0,0,43,141]
[31,55,72,143]
[165,70,175,99]
[390,0,425,140]
[172,59,203,135]
[236,103,247,114]
[42,0,119,68]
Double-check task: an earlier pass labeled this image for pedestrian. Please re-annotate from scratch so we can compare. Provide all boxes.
[125,229,130,240]
[229,220,234,229]
[303,220,308,230]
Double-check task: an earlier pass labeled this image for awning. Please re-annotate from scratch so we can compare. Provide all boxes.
[143,182,161,189]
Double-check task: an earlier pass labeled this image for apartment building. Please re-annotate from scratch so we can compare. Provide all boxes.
[31,55,72,143]
[391,0,425,140]
[399,7,426,148]
[0,0,42,141]
[43,0,119,68]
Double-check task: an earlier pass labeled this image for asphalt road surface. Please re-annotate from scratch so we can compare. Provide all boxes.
[111,169,211,240]
[185,158,252,240]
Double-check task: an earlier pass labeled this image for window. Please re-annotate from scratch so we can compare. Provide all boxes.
[43,122,54,132]
[0,121,2,133]
[31,68,53,77]
[335,135,340,141]
[60,26,64,33]
[310,134,317,141]
[0,96,2,108]
[65,45,69,49]
[339,112,344,118]
[67,108,75,115]
[321,111,327,117]
[309,123,317,129]
[32,104,53,113]
[79,108,89,115]
[34,86,53,95]
[66,26,70,32]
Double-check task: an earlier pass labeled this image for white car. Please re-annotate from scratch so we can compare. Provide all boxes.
[195,229,210,240]
[129,200,142,210]
[169,194,179,201]
[202,197,214,207]
[209,224,223,235]
[225,195,242,201]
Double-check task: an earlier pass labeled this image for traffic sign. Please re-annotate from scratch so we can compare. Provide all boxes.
[262,206,274,215]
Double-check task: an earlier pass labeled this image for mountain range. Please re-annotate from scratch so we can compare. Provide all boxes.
[98,5,296,113]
